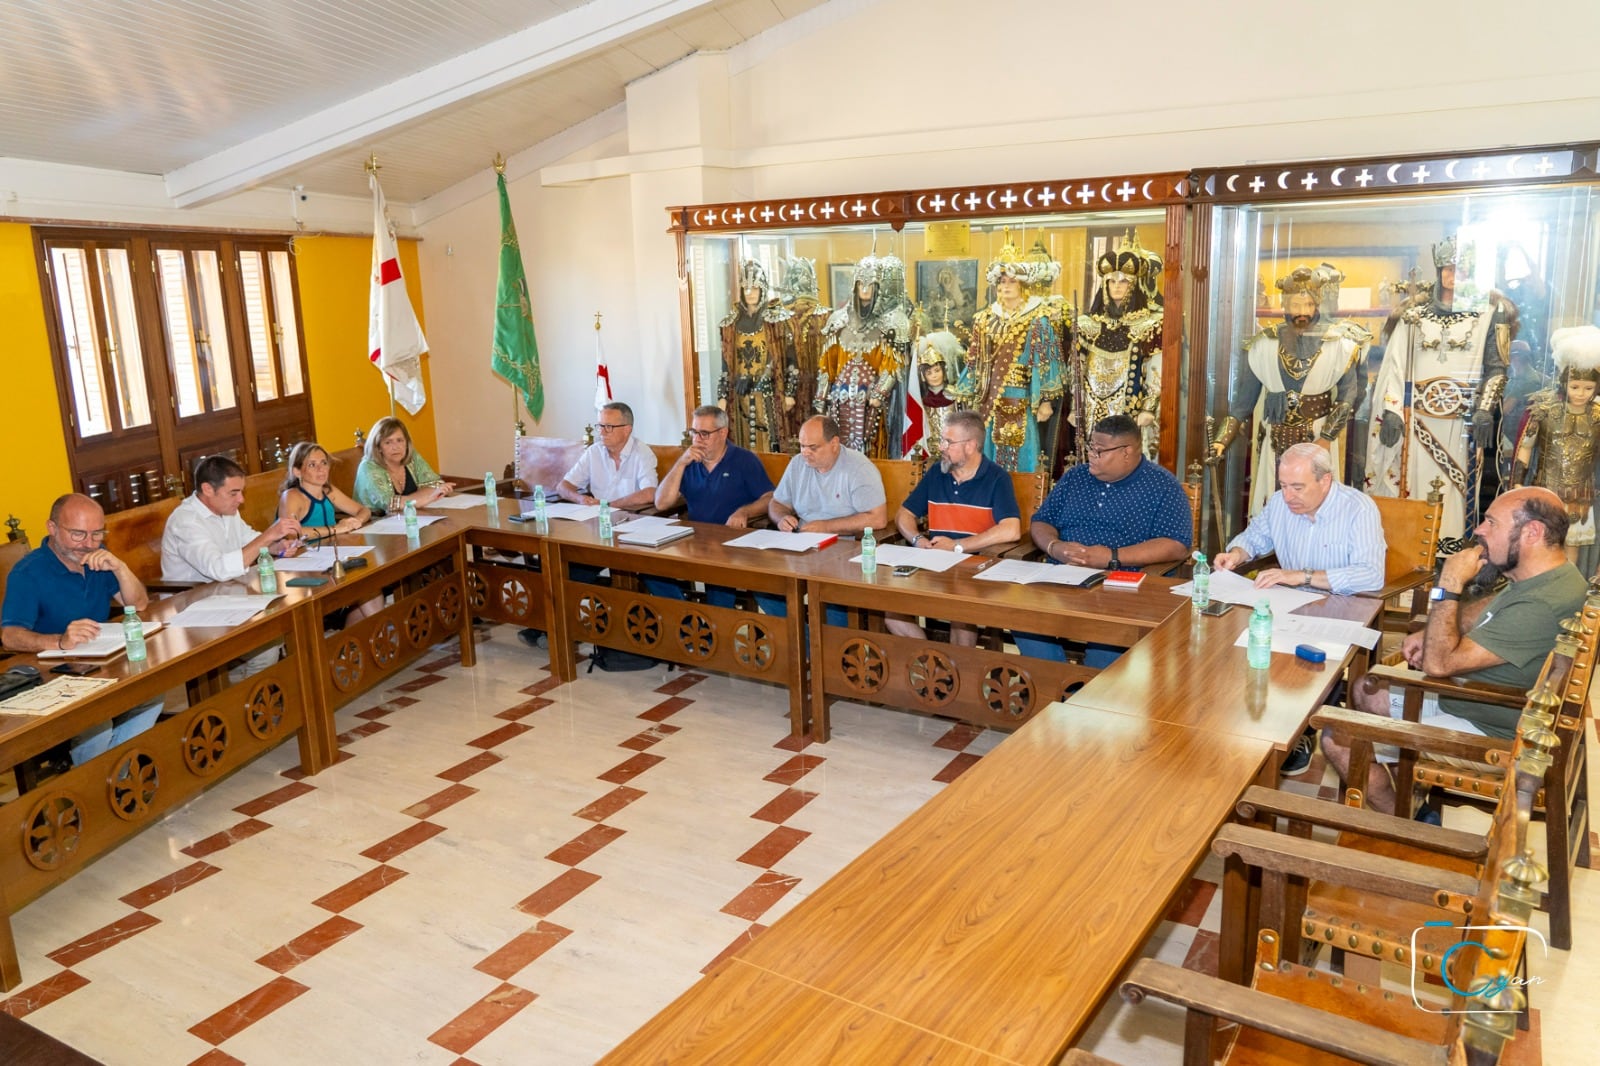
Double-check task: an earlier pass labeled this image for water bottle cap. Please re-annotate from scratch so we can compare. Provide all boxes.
[124,605,136,615]
[1192,550,1204,561]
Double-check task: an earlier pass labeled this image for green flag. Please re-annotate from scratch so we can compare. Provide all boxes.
[490,169,543,419]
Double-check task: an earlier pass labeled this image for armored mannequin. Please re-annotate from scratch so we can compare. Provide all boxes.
[954,235,1066,474]
[817,255,909,457]
[1209,265,1369,516]
[1366,237,1510,539]
[913,329,967,460]
[1074,236,1163,459]
[778,256,830,450]
[717,260,797,453]
[877,254,920,458]
[1511,324,1600,567]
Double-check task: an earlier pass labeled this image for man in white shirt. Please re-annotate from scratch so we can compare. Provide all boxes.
[558,402,658,510]
[162,456,302,583]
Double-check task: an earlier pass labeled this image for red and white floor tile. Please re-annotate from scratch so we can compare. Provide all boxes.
[4,627,1594,1064]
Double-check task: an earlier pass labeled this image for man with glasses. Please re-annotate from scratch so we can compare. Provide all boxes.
[2,493,162,766]
[886,409,1021,645]
[1014,414,1191,663]
[162,455,303,583]
[558,401,658,510]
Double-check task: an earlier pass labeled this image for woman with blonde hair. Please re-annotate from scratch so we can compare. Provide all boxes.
[354,416,449,515]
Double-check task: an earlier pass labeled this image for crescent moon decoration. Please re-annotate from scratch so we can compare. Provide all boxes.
[1444,160,1458,180]
[1330,167,1344,187]
[777,206,789,222]
[985,190,997,209]
[949,190,963,213]
[806,204,817,221]
[1141,179,1153,199]
[1506,155,1522,177]
[1100,181,1112,201]
[1386,164,1401,183]
[914,196,925,213]
[1277,171,1289,190]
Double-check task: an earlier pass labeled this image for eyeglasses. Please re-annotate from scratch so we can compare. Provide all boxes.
[939,436,975,448]
[60,527,107,542]
[687,427,725,438]
[595,423,628,431]
[1086,444,1132,458]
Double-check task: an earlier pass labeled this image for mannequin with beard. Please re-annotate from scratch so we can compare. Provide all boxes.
[817,255,908,457]
[717,260,797,453]
[778,257,830,450]
[954,235,1066,473]
[1074,240,1162,459]
[1511,324,1600,570]
[912,329,966,459]
[1209,266,1369,516]
[1367,237,1510,541]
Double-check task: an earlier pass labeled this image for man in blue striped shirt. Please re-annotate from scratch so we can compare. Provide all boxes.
[1214,442,1385,596]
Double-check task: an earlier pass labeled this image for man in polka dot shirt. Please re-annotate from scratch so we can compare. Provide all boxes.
[1014,414,1192,664]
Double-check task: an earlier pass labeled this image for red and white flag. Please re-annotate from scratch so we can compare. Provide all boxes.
[901,379,924,457]
[368,172,428,415]
[593,317,612,412]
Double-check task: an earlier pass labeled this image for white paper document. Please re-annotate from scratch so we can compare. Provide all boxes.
[38,620,165,659]
[165,595,283,629]
[727,530,838,552]
[539,503,602,521]
[613,514,683,532]
[0,676,116,716]
[849,544,967,572]
[972,558,1103,586]
[363,513,445,535]
[1232,614,1380,659]
[420,493,490,509]
[1172,567,1326,613]
[271,545,377,572]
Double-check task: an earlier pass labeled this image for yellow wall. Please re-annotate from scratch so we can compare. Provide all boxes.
[0,225,436,538]
[0,223,74,537]
[291,235,438,464]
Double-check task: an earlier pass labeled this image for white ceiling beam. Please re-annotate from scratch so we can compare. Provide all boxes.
[164,0,718,208]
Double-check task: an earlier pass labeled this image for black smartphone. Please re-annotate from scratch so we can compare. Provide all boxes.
[51,662,100,676]
[891,565,919,577]
[508,513,535,523]
[286,576,328,587]
[1198,600,1233,617]
[1078,572,1108,588]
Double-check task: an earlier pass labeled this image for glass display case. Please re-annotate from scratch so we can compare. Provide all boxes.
[668,173,1186,476]
[1191,145,1600,558]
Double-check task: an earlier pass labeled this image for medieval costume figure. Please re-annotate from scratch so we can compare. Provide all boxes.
[913,330,966,460]
[1210,265,1369,516]
[1366,236,1510,540]
[817,255,909,457]
[1511,324,1600,569]
[717,260,796,453]
[1074,237,1163,458]
[954,234,1066,473]
[778,256,830,450]
[877,254,919,458]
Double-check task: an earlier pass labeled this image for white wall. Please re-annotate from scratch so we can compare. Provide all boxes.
[415,0,1600,470]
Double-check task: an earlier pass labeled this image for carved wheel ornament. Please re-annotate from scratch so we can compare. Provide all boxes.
[435,583,464,628]
[183,712,231,775]
[330,637,365,692]
[23,791,82,871]
[404,600,434,648]
[732,621,775,671]
[624,602,661,648]
[108,751,159,821]
[577,595,612,637]
[840,638,888,694]
[245,680,287,740]
[907,649,959,706]
[369,620,402,668]
[498,576,533,620]
[983,665,1034,719]
[676,611,716,659]
[466,569,489,611]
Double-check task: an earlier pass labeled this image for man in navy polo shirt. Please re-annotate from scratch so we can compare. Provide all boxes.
[887,409,1021,644]
[2,493,162,765]
[1014,414,1191,663]
[649,405,775,607]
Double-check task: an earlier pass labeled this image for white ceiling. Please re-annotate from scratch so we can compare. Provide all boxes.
[0,0,822,205]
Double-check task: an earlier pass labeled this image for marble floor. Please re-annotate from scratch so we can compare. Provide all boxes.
[2,626,1593,1065]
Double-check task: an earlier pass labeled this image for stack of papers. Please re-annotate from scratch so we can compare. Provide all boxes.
[616,517,693,547]
[849,544,966,573]
[166,595,282,629]
[420,493,491,509]
[1172,568,1326,613]
[539,503,602,521]
[364,513,444,535]
[728,530,838,552]
[973,559,1103,586]
[38,620,165,659]
[1233,614,1381,659]
[273,545,377,572]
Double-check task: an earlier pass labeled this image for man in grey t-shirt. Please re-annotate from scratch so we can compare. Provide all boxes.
[770,416,887,535]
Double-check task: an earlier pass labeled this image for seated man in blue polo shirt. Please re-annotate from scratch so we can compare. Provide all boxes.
[647,405,775,607]
[887,409,1021,644]
[1014,414,1192,664]
[1,493,163,766]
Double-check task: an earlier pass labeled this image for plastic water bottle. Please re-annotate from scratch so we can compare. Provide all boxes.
[483,470,498,512]
[257,547,278,595]
[1191,551,1211,610]
[860,525,877,576]
[533,484,548,533]
[1247,599,1273,669]
[598,500,613,543]
[403,499,419,539]
[122,606,147,663]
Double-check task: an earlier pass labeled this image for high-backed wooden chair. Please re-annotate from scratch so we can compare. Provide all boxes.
[1360,481,1445,632]
[871,454,926,530]
[1011,467,1050,529]
[649,443,685,481]
[511,436,587,496]
[1184,461,1203,551]
[0,536,32,617]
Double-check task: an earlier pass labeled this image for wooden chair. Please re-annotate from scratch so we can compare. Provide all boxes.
[1359,481,1446,633]
[1141,674,1553,1066]
[0,535,32,618]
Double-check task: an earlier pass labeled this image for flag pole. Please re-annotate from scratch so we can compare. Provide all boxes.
[366,153,399,417]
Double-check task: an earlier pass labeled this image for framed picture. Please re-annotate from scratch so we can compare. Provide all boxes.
[916,259,979,331]
[828,263,856,307]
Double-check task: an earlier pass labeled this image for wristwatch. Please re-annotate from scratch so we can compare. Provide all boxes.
[1301,568,1313,588]
[1108,549,1121,570]
[1429,586,1461,602]
[913,534,928,547]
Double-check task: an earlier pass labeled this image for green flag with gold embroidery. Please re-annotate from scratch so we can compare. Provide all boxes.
[490,168,543,419]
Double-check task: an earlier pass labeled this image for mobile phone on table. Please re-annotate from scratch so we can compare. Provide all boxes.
[51,662,100,676]
[891,564,919,577]
[1199,600,1233,617]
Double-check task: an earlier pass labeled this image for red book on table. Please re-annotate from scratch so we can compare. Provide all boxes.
[1103,570,1146,589]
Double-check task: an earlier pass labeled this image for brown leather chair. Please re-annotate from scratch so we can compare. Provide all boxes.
[1360,481,1446,633]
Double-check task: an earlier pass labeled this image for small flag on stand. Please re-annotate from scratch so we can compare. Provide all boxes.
[367,164,428,415]
[490,159,544,420]
[901,376,924,456]
[594,312,612,412]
